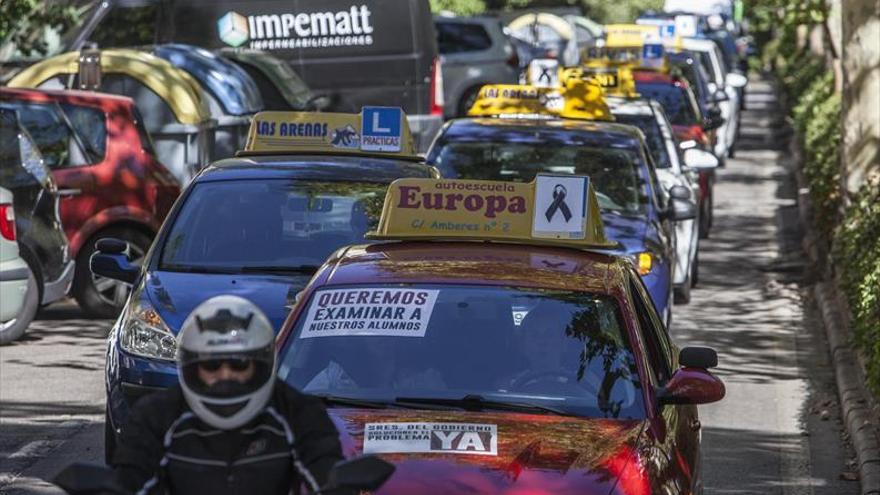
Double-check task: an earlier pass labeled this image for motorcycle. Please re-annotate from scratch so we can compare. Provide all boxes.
[52,455,395,494]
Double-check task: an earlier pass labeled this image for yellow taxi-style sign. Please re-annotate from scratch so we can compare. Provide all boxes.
[242,107,416,158]
[603,23,660,48]
[561,66,639,98]
[367,175,615,249]
[467,80,613,122]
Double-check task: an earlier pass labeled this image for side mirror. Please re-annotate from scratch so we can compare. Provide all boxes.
[726,72,748,89]
[90,238,138,285]
[322,455,395,492]
[668,185,690,200]
[669,197,697,221]
[683,148,720,169]
[53,462,128,495]
[657,347,725,406]
[710,89,729,103]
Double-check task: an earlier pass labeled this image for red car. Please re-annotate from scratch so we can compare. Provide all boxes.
[273,176,724,494]
[632,71,722,238]
[0,88,180,316]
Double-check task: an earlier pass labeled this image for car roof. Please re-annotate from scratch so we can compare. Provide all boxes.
[312,241,629,295]
[440,118,644,147]
[194,154,438,183]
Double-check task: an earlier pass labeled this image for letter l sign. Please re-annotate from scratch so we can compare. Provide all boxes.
[373,113,390,133]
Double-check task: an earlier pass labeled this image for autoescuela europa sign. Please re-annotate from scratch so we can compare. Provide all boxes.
[299,288,439,338]
[363,422,498,456]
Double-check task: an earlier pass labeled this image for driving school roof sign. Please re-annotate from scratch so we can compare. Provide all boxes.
[367,175,614,249]
[243,107,415,156]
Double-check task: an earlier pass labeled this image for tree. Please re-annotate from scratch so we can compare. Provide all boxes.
[0,0,80,58]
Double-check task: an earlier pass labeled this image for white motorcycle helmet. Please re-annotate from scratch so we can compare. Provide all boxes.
[177,295,275,430]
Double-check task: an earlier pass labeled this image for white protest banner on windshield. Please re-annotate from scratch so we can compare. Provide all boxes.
[299,288,439,338]
[363,422,498,456]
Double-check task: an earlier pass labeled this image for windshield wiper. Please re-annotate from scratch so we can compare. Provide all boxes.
[316,395,391,409]
[239,265,319,275]
[394,394,573,416]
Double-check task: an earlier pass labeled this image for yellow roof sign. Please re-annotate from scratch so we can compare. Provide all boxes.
[243,107,416,157]
[562,66,639,98]
[603,24,660,48]
[367,175,615,249]
[467,79,612,122]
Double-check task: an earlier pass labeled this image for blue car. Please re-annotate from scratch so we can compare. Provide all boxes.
[426,118,687,326]
[95,153,438,460]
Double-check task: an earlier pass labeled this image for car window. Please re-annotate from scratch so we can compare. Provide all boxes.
[0,109,20,179]
[60,103,107,163]
[436,22,492,54]
[634,82,700,126]
[159,179,389,271]
[615,113,671,169]
[7,101,89,169]
[430,140,648,214]
[279,284,646,419]
[629,276,672,383]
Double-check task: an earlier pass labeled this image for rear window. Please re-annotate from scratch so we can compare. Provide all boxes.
[5,101,90,169]
[429,139,648,215]
[159,179,390,272]
[0,109,20,174]
[436,22,492,54]
[634,82,700,126]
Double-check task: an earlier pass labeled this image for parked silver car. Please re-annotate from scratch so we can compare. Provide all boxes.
[435,15,520,118]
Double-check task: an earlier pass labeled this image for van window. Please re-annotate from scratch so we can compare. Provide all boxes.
[436,22,492,54]
[0,110,20,175]
[60,103,107,162]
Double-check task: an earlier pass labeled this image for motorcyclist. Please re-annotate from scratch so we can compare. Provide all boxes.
[112,295,344,494]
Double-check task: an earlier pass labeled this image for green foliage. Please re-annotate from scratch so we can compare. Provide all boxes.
[0,0,80,57]
[833,178,880,395]
[431,0,487,16]
[579,0,663,24]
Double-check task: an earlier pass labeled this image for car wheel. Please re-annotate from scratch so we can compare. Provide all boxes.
[699,199,711,239]
[691,251,700,287]
[0,264,39,345]
[73,227,151,318]
[104,406,117,464]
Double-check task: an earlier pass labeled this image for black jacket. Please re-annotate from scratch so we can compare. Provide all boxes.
[112,380,343,494]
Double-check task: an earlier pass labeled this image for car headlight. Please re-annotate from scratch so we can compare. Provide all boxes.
[119,298,177,361]
[632,252,653,275]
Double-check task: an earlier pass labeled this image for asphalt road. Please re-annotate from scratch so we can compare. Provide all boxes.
[0,79,862,494]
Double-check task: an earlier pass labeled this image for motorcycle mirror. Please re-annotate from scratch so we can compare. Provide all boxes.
[52,462,128,495]
[323,455,395,491]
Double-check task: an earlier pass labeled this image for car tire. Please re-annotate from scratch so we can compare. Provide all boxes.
[104,406,116,464]
[691,251,700,287]
[0,264,39,345]
[73,227,151,319]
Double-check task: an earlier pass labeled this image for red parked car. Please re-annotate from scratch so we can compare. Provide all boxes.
[0,88,180,317]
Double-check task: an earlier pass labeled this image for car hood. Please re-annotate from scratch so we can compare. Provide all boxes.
[601,213,649,256]
[330,408,649,495]
[143,271,313,333]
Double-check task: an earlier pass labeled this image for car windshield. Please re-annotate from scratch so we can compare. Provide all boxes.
[279,284,645,420]
[634,82,701,126]
[614,113,671,169]
[159,179,388,272]
[429,140,647,214]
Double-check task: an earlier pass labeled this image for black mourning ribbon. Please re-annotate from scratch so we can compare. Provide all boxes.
[545,184,573,222]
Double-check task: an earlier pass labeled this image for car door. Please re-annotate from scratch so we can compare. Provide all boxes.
[628,272,700,494]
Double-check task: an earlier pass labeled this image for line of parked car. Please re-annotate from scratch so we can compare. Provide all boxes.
[0,0,751,346]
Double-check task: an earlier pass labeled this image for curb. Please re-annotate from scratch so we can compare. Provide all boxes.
[789,116,880,495]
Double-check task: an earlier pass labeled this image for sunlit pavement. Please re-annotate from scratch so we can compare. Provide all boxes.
[0,79,863,494]
[673,78,859,494]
